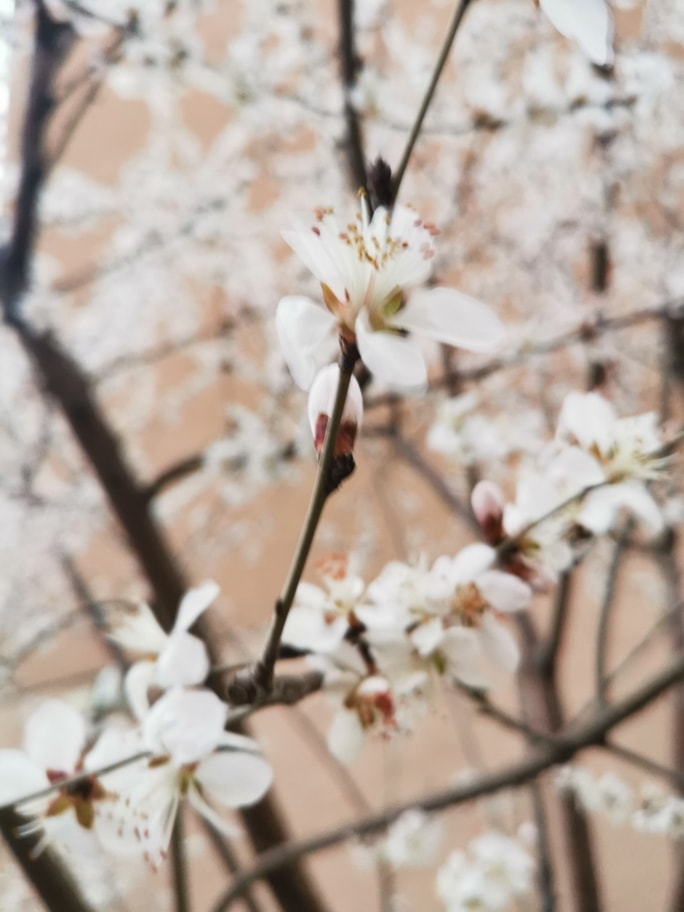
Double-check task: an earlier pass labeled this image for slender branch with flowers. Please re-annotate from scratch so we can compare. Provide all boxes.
[1,2,684,912]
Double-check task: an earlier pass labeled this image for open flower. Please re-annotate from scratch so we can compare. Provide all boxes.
[552,391,665,534]
[98,688,272,865]
[0,700,125,853]
[106,581,219,717]
[430,544,531,675]
[277,199,505,391]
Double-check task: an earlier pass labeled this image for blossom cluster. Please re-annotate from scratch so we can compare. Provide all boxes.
[466,390,667,585]
[555,765,684,839]
[0,584,272,866]
[436,830,536,912]
[350,809,535,911]
[282,548,531,764]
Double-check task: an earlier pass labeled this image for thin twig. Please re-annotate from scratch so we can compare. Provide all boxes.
[536,570,572,675]
[595,521,633,704]
[392,0,476,201]
[170,809,191,912]
[253,348,357,693]
[202,820,264,912]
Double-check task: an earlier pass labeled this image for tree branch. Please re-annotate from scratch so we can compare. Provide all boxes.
[392,0,476,201]
[212,655,684,910]
[337,0,367,191]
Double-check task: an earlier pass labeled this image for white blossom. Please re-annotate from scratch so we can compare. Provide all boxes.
[98,688,272,864]
[277,199,505,391]
[105,581,219,718]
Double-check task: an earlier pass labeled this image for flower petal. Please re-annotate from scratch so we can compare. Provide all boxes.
[479,613,520,672]
[410,618,445,656]
[540,0,613,66]
[434,543,496,587]
[0,750,49,804]
[196,750,273,808]
[24,700,86,773]
[282,605,348,653]
[476,570,531,613]
[440,628,488,688]
[156,632,210,689]
[328,709,365,764]
[276,295,337,389]
[355,312,427,391]
[175,581,219,632]
[391,287,506,353]
[124,660,157,721]
[143,688,227,765]
[105,600,168,655]
[580,482,663,535]
[186,784,241,836]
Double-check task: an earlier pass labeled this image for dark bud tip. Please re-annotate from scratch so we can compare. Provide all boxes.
[327,453,356,493]
[368,157,394,209]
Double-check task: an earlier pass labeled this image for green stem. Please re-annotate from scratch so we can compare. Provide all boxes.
[170,808,191,912]
[256,350,357,691]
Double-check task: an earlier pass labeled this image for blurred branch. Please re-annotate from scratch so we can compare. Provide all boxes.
[170,810,191,912]
[49,31,126,169]
[595,521,632,704]
[143,454,204,501]
[659,538,684,912]
[337,0,367,191]
[0,808,96,912]
[517,613,602,912]
[212,653,684,911]
[202,820,265,912]
[536,570,572,676]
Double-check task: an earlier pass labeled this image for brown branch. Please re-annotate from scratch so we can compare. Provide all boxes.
[0,808,97,912]
[337,0,367,191]
[212,654,684,911]
[517,613,602,912]
[659,538,684,912]
[0,4,75,320]
[595,521,632,704]
[226,671,324,710]
[143,454,204,502]
[170,810,190,912]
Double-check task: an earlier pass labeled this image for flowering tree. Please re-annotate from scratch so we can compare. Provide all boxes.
[1,1,683,911]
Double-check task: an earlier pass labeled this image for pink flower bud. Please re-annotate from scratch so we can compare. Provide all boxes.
[308,364,363,457]
[471,480,505,544]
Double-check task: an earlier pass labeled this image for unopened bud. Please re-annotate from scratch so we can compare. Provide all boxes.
[471,480,505,543]
[308,364,363,457]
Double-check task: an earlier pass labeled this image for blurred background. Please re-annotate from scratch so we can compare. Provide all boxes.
[1,1,683,909]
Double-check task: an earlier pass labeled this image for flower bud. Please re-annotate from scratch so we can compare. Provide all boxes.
[471,480,505,543]
[308,364,363,457]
